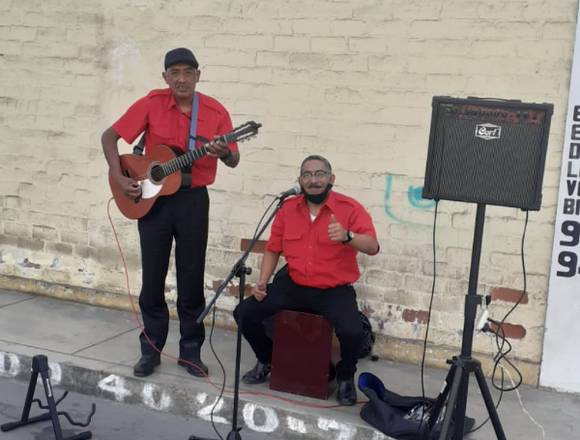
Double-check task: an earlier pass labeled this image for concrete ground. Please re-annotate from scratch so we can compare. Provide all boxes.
[0,288,579,439]
[0,375,273,440]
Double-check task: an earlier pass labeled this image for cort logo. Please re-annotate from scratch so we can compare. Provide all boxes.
[475,123,501,140]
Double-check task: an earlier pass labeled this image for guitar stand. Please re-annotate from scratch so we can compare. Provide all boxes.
[1,354,96,440]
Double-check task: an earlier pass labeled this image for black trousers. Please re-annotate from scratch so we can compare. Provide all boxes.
[233,271,363,380]
[137,187,209,359]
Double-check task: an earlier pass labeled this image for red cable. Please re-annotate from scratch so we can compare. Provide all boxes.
[107,197,360,409]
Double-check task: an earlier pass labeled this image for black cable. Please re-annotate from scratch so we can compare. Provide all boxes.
[415,200,439,439]
[252,197,279,240]
[207,306,226,440]
[499,210,529,325]
[467,210,529,434]
[428,206,529,438]
[489,318,523,392]
[488,210,528,393]
[205,196,280,437]
[420,200,439,399]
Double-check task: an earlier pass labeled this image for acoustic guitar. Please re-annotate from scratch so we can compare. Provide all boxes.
[109,120,261,219]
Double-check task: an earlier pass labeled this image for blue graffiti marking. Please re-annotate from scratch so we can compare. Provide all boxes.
[384,174,407,223]
[384,174,435,224]
[408,185,436,210]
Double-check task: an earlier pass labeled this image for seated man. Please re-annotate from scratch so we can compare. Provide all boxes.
[233,155,380,406]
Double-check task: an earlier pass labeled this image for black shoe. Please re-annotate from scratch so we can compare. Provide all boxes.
[242,361,271,385]
[336,377,357,406]
[178,357,209,377]
[133,355,160,377]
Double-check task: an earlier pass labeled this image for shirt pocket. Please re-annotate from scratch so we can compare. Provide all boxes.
[282,231,304,250]
[282,228,303,256]
[148,125,176,148]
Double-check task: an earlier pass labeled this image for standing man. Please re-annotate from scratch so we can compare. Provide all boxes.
[102,48,240,378]
[234,155,379,405]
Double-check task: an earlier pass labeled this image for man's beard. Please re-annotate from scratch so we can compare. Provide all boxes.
[301,183,333,204]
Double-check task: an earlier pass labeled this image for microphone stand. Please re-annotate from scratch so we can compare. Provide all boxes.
[188,196,288,440]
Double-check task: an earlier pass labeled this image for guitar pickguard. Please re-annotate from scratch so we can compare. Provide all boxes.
[140,179,163,199]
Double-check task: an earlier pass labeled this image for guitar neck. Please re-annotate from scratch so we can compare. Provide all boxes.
[159,133,232,178]
[160,145,209,177]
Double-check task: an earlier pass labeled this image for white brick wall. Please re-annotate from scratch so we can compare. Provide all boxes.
[0,0,577,376]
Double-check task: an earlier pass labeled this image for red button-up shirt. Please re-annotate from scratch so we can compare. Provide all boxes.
[267,191,378,289]
[112,88,238,187]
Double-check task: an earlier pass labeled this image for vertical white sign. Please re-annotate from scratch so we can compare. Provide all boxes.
[541,3,580,393]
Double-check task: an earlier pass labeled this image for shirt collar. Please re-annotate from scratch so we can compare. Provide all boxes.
[296,190,337,213]
[166,90,202,120]
[166,90,178,110]
[323,190,338,213]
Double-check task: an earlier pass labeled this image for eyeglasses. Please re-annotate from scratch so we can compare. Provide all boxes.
[300,170,330,180]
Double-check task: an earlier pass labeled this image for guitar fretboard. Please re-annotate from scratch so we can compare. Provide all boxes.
[147,122,257,182]
[160,145,210,177]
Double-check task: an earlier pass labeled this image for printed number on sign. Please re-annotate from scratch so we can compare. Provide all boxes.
[557,221,580,277]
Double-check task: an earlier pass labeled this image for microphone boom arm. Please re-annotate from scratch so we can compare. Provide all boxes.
[196,197,286,324]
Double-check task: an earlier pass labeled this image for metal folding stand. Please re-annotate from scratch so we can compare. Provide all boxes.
[425,204,506,440]
[188,197,286,440]
[0,354,95,440]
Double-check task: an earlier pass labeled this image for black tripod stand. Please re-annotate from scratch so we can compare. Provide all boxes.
[425,204,506,440]
[1,355,95,440]
[188,197,286,440]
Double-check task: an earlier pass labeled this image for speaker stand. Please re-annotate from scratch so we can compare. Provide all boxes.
[426,204,506,440]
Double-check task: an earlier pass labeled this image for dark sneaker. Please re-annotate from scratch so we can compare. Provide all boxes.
[336,377,357,406]
[133,355,160,377]
[178,357,209,377]
[242,361,271,385]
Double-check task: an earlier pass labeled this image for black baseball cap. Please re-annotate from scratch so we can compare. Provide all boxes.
[164,47,199,70]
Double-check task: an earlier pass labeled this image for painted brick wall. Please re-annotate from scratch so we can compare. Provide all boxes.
[0,0,577,382]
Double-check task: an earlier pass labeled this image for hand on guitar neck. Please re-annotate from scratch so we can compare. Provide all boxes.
[206,138,229,158]
[206,137,239,167]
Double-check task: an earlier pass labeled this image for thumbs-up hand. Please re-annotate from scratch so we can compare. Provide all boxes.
[328,213,347,242]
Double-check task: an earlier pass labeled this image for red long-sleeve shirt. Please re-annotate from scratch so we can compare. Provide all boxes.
[267,191,378,289]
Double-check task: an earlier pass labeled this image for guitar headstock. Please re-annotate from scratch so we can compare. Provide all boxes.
[223,121,261,144]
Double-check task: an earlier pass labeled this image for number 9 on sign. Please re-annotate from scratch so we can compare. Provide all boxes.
[560,220,580,246]
[557,251,579,277]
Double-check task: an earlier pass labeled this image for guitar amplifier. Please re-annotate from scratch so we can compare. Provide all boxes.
[422,97,553,210]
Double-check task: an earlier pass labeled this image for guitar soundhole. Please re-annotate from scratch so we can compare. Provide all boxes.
[150,165,165,183]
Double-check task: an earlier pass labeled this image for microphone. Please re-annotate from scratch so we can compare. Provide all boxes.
[276,185,301,200]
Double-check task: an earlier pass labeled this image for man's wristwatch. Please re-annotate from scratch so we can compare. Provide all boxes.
[342,230,354,244]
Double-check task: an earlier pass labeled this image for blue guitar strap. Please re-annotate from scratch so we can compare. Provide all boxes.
[188,92,199,151]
